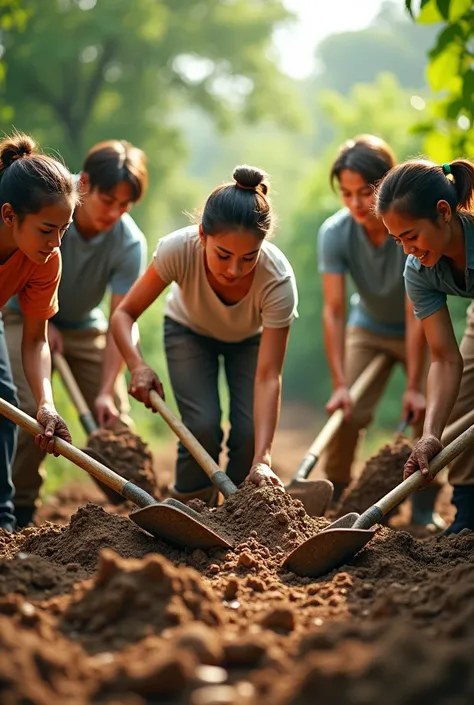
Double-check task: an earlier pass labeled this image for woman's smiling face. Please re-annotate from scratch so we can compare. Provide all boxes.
[382,202,452,268]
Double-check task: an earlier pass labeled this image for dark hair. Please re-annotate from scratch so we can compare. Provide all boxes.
[0,132,77,221]
[82,140,148,202]
[330,134,396,190]
[375,159,474,220]
[201,165,274,240]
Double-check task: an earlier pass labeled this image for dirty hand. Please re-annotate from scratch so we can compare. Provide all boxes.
[326,385,352,421]
[47,323,63,355]
[402,388,426,425]
[128,363,165,408]
[35,404,72,456]
[95,393,120,428]
[404,435,443,482]
[247,463,285,491]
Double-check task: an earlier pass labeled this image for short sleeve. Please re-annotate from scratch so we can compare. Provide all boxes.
[261,275,299,328]
[153,231,187,285]
[110,223,147,295]
[18,252,61,320]
[317,219,348,274]
[404,256,447,320]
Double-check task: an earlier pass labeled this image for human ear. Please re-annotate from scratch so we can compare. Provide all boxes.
[79,172,91,196]
[436,200,452,223]
[1,203,16,227]
[198,224,206,246]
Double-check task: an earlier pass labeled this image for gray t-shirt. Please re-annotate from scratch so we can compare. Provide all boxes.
[7,212,147,330]
[153,225,298,342]
[404,215,474,320]
[318,208,406,337]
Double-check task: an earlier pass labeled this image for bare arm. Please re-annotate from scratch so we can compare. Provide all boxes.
[252,326,290,468]
[422,306,463,439]
[402,294,428,424]
[21,316,71,451]
[110,264,169,406]
[404,306,463,479]
[322,273,346,388]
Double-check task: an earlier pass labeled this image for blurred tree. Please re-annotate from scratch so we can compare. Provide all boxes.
[0,0,29,116]
[405,0,474,157]
[0,0,300,194]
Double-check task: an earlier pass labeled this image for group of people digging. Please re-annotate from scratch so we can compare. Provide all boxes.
[1,129,474,536]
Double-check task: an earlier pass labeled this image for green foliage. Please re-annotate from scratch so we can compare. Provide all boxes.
[405,0,474,155]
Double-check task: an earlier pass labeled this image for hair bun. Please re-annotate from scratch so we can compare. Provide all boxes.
[233,165,269,195]
[0,133,37,169]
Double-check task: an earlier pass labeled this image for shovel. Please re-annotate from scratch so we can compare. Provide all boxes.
[286,354,388,515]
[0,397,231,550]
[148,389,238,501]
[282,422,474,577]
[53,352,136,506]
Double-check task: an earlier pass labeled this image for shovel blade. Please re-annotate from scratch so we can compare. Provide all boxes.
[131,499,232,550]
[324,512,360,530]
[286,479,334,516]
[282,526,375,578]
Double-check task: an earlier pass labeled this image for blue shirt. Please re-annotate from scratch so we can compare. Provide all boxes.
[318,208,406,337]
[404,215,474,320]
[7,213,147,330]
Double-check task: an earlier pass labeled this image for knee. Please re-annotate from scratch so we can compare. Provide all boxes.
[187,417,223,452]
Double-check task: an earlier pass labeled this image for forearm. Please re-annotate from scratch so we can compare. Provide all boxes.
[111,310,145,372]
[99,326,138,395]
[405,314,427,391]
[323,308,346,388]
[252,376,281,466]
[21,338,54,408]
[423,357,463,439]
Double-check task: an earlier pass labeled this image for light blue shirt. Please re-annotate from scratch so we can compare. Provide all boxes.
[318,208,406,337]
[404,215,474,319]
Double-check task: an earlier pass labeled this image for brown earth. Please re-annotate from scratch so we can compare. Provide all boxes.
[1,409,471,704]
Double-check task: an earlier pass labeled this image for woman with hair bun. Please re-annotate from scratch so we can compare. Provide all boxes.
[0,132,78,531]
[112,165,298,501]
[376,157,474,533]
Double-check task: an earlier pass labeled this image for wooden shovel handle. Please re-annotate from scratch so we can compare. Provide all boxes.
[292,354,388,482]
[441,408,474,446]
[355,423,474,529]
[149,390,238,498]
[53,352,97,436]
[0,397,155,508]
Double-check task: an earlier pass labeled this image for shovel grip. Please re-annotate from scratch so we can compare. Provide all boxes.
[53,352,98,434]
[354,423,474,529]
[149,390,238,497]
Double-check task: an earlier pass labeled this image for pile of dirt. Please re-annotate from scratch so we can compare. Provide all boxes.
[188,482,329,552]
[334,439,412,518]
[62,549,227,653]
[87,426,158,499]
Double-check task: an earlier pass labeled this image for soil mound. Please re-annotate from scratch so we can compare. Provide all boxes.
[0,553,89,601]
[62,549,227,653]
[87,426,158,498]
[189,482,329,553]
[335,439,412,518]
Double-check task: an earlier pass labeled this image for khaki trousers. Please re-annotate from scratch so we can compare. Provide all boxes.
[447,301,474,486]
[2,308,131,508]
[318,325,425,484]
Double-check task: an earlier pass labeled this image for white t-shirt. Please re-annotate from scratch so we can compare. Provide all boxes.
[153,225,298,342]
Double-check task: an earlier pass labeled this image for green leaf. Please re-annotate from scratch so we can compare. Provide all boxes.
[418,0,445,23]
[429,23,464,58]
[427,44,463,92]
[405,0,414,19]
[449,0,473,21]
[461,69,474,112]
[436,0,451,20]
[424,130,454,162]
[446,97,464,119]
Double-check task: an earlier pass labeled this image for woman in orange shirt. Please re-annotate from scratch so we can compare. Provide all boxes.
[0,132,78,531]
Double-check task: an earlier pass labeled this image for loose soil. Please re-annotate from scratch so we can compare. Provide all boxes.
[1,418,472,704]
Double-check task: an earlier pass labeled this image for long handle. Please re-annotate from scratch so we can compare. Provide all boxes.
[354,423,474,529]
[149,390,237,498]
[293,354,388,481]
[0,397,155,509]
[53,352,97,436]
[441,408,474,446]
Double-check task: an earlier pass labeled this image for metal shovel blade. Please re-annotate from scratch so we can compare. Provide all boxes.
[286,479,334,516]
[131,498,232,550]
[282,524,375,578]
